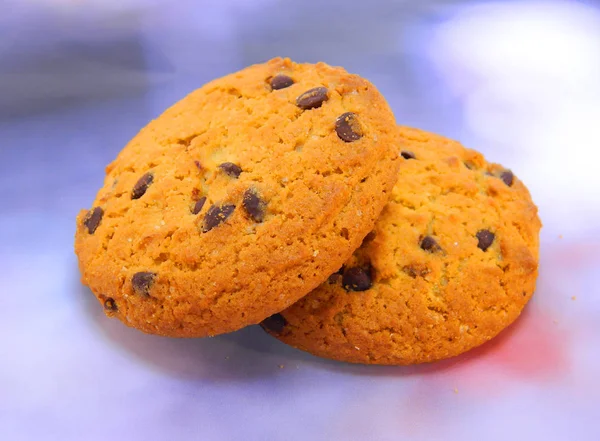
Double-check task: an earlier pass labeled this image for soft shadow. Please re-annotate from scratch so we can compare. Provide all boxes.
[74,267,316,382]
[74,261,549,381]
[247,305,540,378]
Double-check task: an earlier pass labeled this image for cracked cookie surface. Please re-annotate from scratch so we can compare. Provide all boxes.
[74,58,400,337]
[263,126,541,365]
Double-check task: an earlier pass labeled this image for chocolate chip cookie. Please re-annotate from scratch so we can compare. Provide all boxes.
[74,58,400,337]
[263,127,541,364]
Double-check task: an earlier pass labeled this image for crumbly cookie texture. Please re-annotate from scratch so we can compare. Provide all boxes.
[75,58,400,337]
[263,126,541,365]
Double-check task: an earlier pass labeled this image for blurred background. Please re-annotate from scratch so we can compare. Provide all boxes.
[1,1,599,440]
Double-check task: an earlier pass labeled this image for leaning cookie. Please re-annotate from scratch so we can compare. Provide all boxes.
[262,126,541,365]
[74,58,400,337]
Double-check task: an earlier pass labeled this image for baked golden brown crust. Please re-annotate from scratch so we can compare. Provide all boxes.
[74,58,400,337]
[264,126,541,365]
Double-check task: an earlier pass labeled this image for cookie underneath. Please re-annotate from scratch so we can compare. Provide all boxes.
[263,127,541,365]
[74,58,400,337]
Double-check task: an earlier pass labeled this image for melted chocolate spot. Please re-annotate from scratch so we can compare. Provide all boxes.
[296,87,329,110]
[83,207,104,234]
[202,204,236,232]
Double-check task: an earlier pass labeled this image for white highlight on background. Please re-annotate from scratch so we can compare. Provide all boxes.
[428,1,600,237]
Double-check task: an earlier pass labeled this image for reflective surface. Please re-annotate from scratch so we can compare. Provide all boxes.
[2,1,600,440]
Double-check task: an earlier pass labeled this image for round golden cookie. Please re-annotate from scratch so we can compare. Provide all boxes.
[262,126,541,365]
[74,58,400,337]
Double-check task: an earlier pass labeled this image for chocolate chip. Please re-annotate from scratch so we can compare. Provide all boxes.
[132,272,156,297]
[103,297,118,312]
[132,172,153,199]
[270,74,294,90]
[335,112,362,142]
[401,151,416,160]
[261,313,287,334]
[500,170,514,187]
[296,87,329,110]
[202,204,236,232]
[83,207,104,234]
[476,229,495,251]
[328,273,341,284]
[420,236,442,253]
[328,267,345,284]
[192,196,207,215]
[218,162,242,178]
[242,188,266,223]
[342,267,372,292]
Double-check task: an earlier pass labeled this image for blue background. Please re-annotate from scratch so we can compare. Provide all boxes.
[1,1,599,440]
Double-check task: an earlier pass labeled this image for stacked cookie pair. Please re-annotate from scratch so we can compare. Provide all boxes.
[75,58,541,365]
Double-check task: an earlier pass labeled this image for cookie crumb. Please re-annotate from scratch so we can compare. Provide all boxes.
[559,234,563,239]
[453,388,459,394]
[553,319,559,325]
[313,250,319,257]
[571,296,576,301]
[278,364,284,369]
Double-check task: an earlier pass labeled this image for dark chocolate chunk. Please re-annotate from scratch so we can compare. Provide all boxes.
[476,229,495,251]
[420,236,442,253]
[335,112,362,142]
[218,162,242,178]
[342,267,372,292]
[270,74,294,90]
[296,87,329,110]
[401,151,416,160]
[500,170,514,187]
[242,188,266,223]
[83,207,104,234]
[132,172,153,199]
[132,272,156,297]
[192,196,207,215]
[202,204,236,232]
[103,297,118,312]
[328,273,341,284]
[328,267,345,284]
[261,313,287,334]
